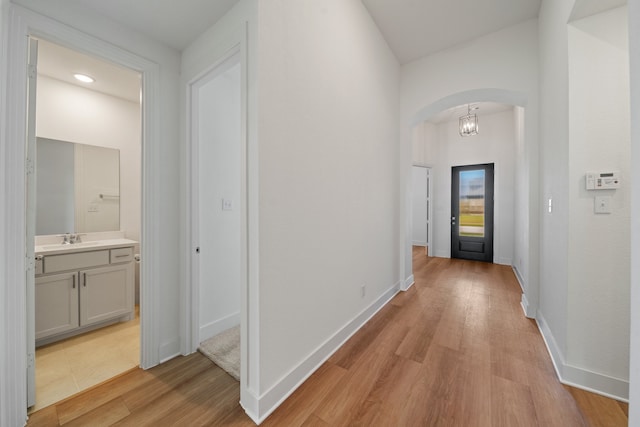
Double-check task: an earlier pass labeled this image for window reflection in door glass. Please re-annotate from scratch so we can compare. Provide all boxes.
[459,170,485,237]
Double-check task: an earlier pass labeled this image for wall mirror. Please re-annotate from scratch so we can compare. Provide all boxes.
[36,137,120,235]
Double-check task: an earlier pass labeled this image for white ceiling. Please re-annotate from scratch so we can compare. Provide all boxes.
[20,0,238,51]
[570,0,627,21]
[36,38,141,103]
[361,0,541,64]
[59,0,239,51]
[23,0,629,102]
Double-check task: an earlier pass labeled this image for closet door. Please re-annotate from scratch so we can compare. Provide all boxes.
[192,51,242,344]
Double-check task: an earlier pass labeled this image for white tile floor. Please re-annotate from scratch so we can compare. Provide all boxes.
[30,308,139,413]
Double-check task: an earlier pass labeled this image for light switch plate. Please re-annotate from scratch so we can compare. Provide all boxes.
[594,196,612,214]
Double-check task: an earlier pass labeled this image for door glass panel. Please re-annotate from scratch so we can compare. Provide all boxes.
[458,170,485,237]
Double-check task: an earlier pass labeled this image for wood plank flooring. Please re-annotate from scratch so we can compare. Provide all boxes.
[28,247,628,426]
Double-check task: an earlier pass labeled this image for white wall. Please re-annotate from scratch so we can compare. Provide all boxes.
[567,6,630,393]
[628,0,640,422]
[412,121,437,165]
[35,75,141,242]
[537,0,573,365]
[539,0,631,400]
[256,0,400,410]
[419,109,516,264]
[0,0,14,423]
[400,18,539,313]
[513,107,528,286]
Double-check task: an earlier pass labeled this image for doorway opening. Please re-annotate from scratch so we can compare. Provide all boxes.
[412,165,432,256]
[189,48,244,382]
[27,38,143,412]
[410,100,519,265]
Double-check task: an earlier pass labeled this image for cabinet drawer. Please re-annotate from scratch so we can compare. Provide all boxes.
[110,247,133,264]
[44,250,109,274]
[35,256,43,275]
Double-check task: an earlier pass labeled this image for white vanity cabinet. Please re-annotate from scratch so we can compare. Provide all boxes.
[80,262,132,326]
[35,244,135,343]
[35,272,79,339]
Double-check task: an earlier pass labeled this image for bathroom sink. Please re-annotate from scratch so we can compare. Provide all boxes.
[41,241,102,250]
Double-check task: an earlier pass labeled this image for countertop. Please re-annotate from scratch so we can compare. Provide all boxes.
[35,238,138,256]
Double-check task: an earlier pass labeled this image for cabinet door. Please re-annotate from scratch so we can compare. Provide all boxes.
[80,263,133,327]
[35,272,79,339]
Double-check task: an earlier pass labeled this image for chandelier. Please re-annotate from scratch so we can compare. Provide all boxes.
[459,104,479,137]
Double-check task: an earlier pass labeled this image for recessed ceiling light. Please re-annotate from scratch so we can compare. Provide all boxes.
[73,73,95,83]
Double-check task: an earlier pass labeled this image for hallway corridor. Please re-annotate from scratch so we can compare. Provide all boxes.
[27,248,627,426]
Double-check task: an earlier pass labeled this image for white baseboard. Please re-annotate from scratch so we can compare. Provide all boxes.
[250,281,402,424]
[404,274,415,291]
[512,266,525,292]
[536,312,629,402]
[412,241,427,246]
[434,250,450,258]
[240,388,259,424]
[199,312,241,343]
[159,338,181,364]
[512,266,535,319]
[520,293,533,319]
[495,257,512,266]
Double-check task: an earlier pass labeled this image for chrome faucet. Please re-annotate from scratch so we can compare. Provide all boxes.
[60,233,84,244]
[69,233,83,244]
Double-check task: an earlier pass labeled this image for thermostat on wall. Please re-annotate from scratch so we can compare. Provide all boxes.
[585,171,620,190]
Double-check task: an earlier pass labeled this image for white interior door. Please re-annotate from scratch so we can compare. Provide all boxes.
[25,37,38,408]
[426,167,432,250]
[191,50,243,346]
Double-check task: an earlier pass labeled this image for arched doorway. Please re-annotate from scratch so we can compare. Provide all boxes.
[403,89,539,318]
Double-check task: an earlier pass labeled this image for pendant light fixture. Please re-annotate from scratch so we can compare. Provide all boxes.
[459,104,479,137]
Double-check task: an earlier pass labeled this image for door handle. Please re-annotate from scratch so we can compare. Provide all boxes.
[83,272,87,287]
[72,274,76,289]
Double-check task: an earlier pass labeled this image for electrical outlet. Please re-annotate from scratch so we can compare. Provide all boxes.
[222,199,233,211]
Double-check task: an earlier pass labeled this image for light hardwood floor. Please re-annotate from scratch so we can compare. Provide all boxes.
[27,248,628,426]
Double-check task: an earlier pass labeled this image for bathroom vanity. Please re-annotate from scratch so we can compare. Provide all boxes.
[34,238,137,346]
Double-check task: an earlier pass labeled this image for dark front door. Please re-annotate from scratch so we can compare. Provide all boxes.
[451,163,494,262]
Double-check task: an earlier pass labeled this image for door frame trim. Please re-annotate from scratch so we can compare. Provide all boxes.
[187,44,242,352]
[182,21,259,420]
[411,164,433,253]
[2,5,160,421]
[451,163,495,262]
